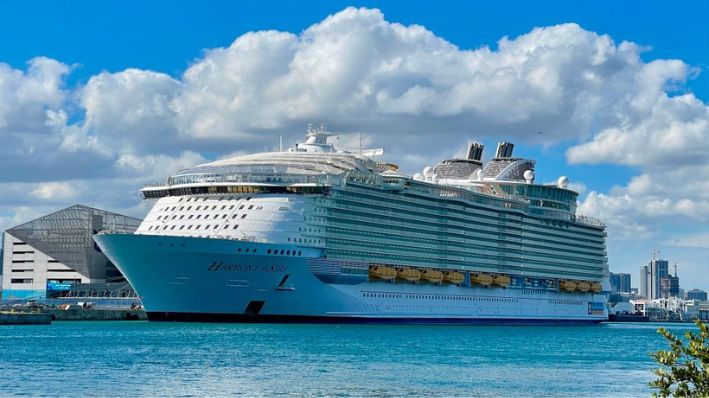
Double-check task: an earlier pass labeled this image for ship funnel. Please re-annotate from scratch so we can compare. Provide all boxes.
[495,142,514,158]
[466,142,484,161]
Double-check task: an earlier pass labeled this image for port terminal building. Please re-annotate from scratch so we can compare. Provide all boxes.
[1,205,141,300]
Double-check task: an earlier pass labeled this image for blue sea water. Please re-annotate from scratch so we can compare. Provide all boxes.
[0,321,696,397]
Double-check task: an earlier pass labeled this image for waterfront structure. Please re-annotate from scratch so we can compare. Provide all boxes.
[685,289,707,301]
[1,205,141,299]
[610,272,631,293]
[640,258,669,299]
[95,126,609,323]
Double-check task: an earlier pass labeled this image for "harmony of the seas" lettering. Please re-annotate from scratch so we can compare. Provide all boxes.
[207,261,287,273]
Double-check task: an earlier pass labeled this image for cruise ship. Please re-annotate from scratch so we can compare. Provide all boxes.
[95,125,609,324]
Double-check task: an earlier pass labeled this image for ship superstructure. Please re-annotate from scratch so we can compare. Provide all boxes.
[95,125,609,323]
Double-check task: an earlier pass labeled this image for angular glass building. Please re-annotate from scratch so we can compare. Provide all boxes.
[1,205,141,299]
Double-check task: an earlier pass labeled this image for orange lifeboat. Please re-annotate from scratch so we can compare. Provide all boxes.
[420,269,444,283]
[443,271,465,284]
[470,273,493,286]
[492,274,511,287]
[368,265,396,280]
[559,280,577,292]
[591,282,602,293]
[396,267,421,282]
[576,281,591,293]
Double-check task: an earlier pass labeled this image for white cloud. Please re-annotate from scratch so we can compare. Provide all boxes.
[0,7,706,284]
[668,233,709,249]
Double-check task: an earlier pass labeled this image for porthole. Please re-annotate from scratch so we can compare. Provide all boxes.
[267,249,272,254]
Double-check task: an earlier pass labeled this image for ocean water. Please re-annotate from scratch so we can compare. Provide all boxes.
[0,321,695,397]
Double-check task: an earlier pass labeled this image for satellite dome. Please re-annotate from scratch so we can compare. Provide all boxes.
[413,173,423,181]
[523,170,535,184]
[423,166,433,177]
[557,176,569,188]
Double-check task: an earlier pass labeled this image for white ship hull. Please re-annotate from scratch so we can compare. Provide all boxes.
[95,234,607,324]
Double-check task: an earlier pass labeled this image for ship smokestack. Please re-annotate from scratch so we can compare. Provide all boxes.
[495,142,514,158]
[466,142,484,161]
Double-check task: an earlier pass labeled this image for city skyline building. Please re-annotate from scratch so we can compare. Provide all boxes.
[685,289,708,301]
[640,258,670,299]
[610,272,632,293]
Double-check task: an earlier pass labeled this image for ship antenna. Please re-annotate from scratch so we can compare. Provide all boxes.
[279,135,283,152]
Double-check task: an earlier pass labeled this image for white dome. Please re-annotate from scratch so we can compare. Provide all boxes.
[413,173,423,181]
[557,176,569,188]
[523,170,535,183]
[423,166,433,177]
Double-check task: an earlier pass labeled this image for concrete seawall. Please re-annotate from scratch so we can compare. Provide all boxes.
[0,312,52,325]
[49,308,147,321]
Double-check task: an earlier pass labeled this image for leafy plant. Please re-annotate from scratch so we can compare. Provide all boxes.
[650,320,709,397]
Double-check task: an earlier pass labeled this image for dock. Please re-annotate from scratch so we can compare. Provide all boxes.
[0,312,52,325]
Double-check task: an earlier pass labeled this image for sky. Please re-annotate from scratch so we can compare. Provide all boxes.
[0,0,707,291]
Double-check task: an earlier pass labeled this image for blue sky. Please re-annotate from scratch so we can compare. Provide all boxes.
[0,1,708,291]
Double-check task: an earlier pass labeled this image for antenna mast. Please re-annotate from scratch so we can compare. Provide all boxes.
[279,135,283,152]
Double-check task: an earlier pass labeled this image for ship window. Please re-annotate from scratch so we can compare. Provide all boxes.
[248,205,254,210]
[180,225,185,230]
[245,248,250,253]
[223,225,229,229]
[232,225,239,229]
[187,225,193,230]
[239,205,245,210]
[162,226,168,230]
[212,205,217,210]
[196,206,201,210]
[213,225,219,229]
[170,225,176,230]
[286,250,291,255]
[241,214,247,219]
[298,251,301,256]
[221,205,226,210]
[287,238,290,242]
[187,206,192,210]
[222,214,227,219]
[179,215,184,219]
[188,215,193,219]
[280,250,284,255]
[196,215,202,219]
[204,225,210,229]
[213,214,219,219]
[232,214,238,219]
[229,205,235,210]
[179,206,184,210]
[267,249,272,254]
[172,215,177,220]
[256,206,263,210]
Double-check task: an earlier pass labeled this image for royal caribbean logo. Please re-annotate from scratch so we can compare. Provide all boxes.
[207,261,287,273]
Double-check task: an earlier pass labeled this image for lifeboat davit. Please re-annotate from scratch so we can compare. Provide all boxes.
[576,281,591,292]
[396,267,421,282]
[420,269,444,283]
[470,273,493,286]
[443,271,465,284]
[591,282,602,293]
[368,265,396,280]
[559,280,577,292]
[492,274,511,287]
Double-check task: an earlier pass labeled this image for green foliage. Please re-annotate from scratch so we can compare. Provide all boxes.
[650,320,709,397]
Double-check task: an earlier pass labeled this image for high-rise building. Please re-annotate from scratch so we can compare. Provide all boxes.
[1,205,141,300]
[640,258,669,299]
[685,289,708,301]
[660,276,680,298]
[610,272,631,293]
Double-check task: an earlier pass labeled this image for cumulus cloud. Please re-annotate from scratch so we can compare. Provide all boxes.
[0,6,706,251]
